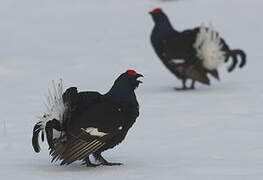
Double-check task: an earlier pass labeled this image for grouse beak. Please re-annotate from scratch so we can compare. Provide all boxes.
[149,11,153,15]
[137,73,143,78]
[136,73,143,83]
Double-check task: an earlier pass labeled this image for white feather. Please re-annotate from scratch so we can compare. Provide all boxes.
[194,23,225,70]
[84,128,108,137]
[169,59,185,64]
[37,79,65,137]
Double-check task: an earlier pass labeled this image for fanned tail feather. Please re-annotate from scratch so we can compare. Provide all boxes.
[32,79,65,152]
[42,79,65,129]
[194,24,225,70]
[226,49,247,72]
[32,122,42,153]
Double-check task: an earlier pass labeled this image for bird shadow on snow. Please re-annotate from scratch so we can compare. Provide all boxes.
[157,0,194,3]
[26,155,134,174]
[23,153,146,175]
[158,0,187,2]
[26,162,124,174]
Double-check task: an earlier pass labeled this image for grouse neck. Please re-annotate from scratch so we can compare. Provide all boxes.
[105,81,137,105]
[153,13,177,33]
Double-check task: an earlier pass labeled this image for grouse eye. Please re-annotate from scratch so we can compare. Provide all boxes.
[151,8,162,15]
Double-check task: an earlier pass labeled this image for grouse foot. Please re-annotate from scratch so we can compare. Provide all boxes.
[94,153,123,166]
[82,156,100,167]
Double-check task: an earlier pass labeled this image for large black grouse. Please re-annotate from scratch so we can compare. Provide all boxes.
[32,70,143,166]
[150,8,246,90]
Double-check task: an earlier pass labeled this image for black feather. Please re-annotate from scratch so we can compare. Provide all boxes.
[149,9,246,89]
[32,70,142,166]
[41,131,44,142]
[32,123,42,153]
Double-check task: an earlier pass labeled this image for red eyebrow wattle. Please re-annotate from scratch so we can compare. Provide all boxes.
[151,8,162,14]
[126,70,137,76]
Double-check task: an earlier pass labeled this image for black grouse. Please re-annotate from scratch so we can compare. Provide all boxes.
[150,8,246,90]
[32,70,143,166]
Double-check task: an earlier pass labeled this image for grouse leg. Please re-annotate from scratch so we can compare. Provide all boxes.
[190,80,195,89]
[175,79,188,90]
[93,152,122,166]
[82,156,100,167]
[175,79,195,90]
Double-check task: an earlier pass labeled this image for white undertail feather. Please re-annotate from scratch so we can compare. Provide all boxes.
[194,23,225,70]
[36,79,65,135]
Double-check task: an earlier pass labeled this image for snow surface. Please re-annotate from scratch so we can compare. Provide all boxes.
[0,0,262,179]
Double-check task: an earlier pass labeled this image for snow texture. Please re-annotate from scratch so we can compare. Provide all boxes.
[0,0,262,180]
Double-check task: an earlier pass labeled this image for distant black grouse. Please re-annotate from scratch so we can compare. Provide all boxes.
[150,8,246,90]
[32,70,143,166]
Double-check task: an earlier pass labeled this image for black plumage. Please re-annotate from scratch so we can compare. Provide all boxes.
[32,70,143,166]
[150,8,246,90]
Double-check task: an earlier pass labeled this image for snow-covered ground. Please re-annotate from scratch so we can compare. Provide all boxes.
[0,0,262,179]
